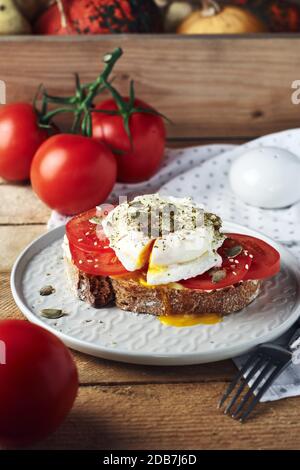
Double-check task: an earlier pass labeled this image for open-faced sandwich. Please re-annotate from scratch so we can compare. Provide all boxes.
[63,194,280,326]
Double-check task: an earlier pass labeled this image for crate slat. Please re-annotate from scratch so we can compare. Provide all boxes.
[0,35,299,138]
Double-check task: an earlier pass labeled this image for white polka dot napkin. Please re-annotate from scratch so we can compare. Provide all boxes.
[160,129,300,246]
[48,129,300,402]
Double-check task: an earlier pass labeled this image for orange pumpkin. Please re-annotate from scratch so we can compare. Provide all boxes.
[177,0,268,34]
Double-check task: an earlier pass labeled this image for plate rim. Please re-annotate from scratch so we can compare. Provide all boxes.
[10,222,300,365]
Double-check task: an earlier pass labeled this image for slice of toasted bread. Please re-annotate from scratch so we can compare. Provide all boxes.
[64,256,114,308]
[64,257,261,315]
[111,276,260,316]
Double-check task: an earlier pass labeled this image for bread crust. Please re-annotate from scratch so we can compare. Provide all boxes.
[111,277,260,316]
[64,257,114,308]
[65,257,261,315]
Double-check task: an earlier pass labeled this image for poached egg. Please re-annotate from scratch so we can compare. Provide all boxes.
[102,194,225,286]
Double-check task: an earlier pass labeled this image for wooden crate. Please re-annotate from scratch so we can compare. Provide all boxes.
[0,34,299,143]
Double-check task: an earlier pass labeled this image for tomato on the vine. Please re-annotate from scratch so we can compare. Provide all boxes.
[31,134,117,215]
[92,98,166,183]
[0,103,49,182]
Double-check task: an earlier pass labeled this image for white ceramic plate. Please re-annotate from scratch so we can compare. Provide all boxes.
[11,223,300,366]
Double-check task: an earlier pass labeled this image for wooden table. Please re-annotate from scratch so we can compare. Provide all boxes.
[1,139,300,451]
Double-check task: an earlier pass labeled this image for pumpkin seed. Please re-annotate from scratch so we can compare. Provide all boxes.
[41,309,67,319]
[225,244,243,258]
[39,285,55,296]
[210,269,227,284]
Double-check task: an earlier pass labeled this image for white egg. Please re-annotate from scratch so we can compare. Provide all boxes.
[229,146,300,209]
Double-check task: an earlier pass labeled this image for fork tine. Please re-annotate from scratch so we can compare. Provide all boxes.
[218,353,262,409]
[224,356,267,415]
[232,360,275,419]
[239,361,291,422]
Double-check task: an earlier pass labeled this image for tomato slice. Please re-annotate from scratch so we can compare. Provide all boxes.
[66,207,113,252]
[180,238,253,290]
[69,242,128,276]
[226,233,280,281]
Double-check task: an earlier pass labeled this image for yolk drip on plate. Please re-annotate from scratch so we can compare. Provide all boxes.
[159,313,222,327]
[158,284,222,327]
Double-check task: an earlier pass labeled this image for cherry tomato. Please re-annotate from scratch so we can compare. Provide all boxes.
[92,98,166,183]
[0,103,48,182]
[0,320,78,447]
[69,241,128,276]
[226,233,281,280]
[31,134,117,215]
[180,237,253,290]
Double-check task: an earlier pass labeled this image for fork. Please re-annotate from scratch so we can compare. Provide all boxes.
[219,320,300,422]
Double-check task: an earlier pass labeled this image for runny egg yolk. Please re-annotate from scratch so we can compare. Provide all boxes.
[159,313,222,327]
[136,240,155,269]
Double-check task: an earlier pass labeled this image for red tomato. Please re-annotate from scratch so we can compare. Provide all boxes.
[180,237,253,290]
[0,320,78,447]
[67,207,128,276]
[69,241,128,276]
[31,134,117,215]
[0,103,48,182]
[226,233,281,280]
[66,207,113,252]
[92,98,166,183]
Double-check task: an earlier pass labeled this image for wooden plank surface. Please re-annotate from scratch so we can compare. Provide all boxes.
[0,36,299,139]
[0,185,50,224]
[30,384,300,450]
[0,225,46,272]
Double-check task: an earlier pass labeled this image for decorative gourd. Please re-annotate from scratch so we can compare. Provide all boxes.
[177,0,267,34]
[268,1,300,32]
[34,0,163,35]
[220,0,300,32]
[0,0,31,34]
[165,1,194,32]
[14,0,41,20]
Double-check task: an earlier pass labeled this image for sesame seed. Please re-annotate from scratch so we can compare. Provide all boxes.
[249,254,254,259]
[94,264,99,268]
[87,260,92,263]
[232,271,237,275]
[78,238,83,242]
[85,231,90,236]
[79,260,83,265]
[244,250,249,255]
[94,242,98,246]
[234,260,239,264]
[229,258,234,263]
[245,264,249,269]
